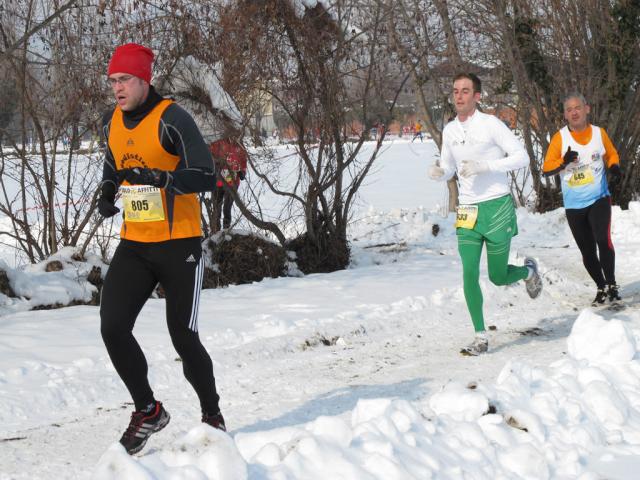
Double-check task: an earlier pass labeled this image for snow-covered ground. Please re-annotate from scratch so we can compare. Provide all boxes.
[1,139,640,479]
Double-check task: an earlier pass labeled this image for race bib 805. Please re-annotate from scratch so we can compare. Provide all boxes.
[120,186,165,222]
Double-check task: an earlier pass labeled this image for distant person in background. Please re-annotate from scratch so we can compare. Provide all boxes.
[97,43,226,455]
[210,112,247,231]
[429,72,542,356]
[542,92,622,307]
[412,120,424,142]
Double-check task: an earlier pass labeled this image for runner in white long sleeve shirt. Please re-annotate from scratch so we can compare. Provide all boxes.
[430,73,543,356]
[439,110,529,203]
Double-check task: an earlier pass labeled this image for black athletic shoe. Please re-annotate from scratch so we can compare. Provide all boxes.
[607,283,622,302]
[119,401,170,454]
[592,288,607,306]
[202,411,226,431]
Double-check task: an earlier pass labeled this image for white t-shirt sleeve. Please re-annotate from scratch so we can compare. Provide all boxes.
[486,117,529,173]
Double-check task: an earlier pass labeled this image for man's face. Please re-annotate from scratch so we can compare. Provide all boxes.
[108,73,149,111]
[452,78,480,118]
[564,97,590,131]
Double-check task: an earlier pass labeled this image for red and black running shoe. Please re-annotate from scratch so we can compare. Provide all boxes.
[119,401,170,454]
[202,411,226,431]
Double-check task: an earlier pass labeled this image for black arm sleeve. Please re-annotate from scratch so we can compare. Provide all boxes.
[542,167,563,177]
[159,104,216,194]
[100,110,120,191]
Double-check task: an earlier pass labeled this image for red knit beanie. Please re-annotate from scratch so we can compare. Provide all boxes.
[107,43,154,83]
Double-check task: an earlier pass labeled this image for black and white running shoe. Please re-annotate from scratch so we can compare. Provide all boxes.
[607,283,622,302]
[592,288,607,307]
[524,257,543,299]
[119,401,170,455]
[460,336,489,356]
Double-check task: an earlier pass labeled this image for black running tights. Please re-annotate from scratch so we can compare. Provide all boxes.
[100,237,220,414]
[565,196,616,289]
[214,185,235,231]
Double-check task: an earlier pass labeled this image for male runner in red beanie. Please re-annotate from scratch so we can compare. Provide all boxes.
[98,43,226,454]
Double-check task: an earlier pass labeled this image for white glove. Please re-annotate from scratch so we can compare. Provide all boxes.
[459,160,490,178]
[563,161,579,173]
[429,164,445,180]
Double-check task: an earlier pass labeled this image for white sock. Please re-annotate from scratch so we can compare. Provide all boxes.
[526,266,533,280]
[475,331,487,340]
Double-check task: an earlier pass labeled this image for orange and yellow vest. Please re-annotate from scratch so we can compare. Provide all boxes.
[108,99,202,242]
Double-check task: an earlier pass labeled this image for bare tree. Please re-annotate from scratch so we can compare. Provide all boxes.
[0,0,78,59]
[1,0,637,269]
[458,0,640,210]
[0,1,110,262]
[384,0,461,211]
[164,0,409,272]
[0,0,185,262]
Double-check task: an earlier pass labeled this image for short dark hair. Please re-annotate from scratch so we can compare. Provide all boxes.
[453,72,482,94]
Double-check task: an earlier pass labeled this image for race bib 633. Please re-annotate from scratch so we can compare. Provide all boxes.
[455,205,479,229]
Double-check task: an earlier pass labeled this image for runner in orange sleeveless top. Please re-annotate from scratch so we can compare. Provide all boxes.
[97,43,226,455]
[543,92,622,307]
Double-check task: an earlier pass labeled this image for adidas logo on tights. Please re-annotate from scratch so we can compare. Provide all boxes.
[186,254,196,263]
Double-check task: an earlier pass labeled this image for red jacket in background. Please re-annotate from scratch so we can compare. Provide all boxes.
[210,139,248,187]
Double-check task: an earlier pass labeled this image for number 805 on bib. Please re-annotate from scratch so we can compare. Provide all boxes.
[120,186,166,223]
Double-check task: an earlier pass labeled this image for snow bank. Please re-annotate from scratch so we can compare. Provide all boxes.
[95,426,247,480]
[0,246,105,314]
[94,308,640,479]
[568,309,636,364]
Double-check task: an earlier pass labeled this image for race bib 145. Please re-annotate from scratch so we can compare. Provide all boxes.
[567,164,595,188]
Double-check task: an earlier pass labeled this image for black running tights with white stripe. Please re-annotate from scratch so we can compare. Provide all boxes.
[565,196,616,290]
[100,237,220,414]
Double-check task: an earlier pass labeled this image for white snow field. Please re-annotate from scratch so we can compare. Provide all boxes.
[1,138,640,479]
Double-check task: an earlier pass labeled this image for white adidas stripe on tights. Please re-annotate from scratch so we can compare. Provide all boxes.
[188,256,204,332]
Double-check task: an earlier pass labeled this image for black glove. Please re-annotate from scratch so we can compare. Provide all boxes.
[122,167,171,188]
[237,170,246,181]
[562,146,578,167]
[608,164,622,185]
[97,182,120,218]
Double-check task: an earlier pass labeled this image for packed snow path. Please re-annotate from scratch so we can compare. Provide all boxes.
[1,203,640,478]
